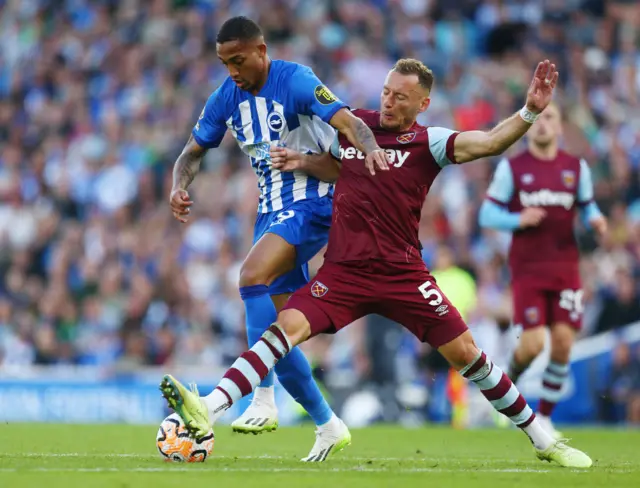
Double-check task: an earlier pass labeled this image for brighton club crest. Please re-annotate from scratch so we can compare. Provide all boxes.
[561,170,576,189]
[267,111,285,133]
[397,132,416,144]
[311,281,329,298]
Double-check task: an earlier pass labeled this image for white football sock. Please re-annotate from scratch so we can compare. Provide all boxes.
[203,389,231,425]
[523,416,555,450]
[252,386,275,406]
[318,413,341,431]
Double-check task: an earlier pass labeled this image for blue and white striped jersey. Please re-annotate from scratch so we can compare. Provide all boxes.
[193,60,347,214]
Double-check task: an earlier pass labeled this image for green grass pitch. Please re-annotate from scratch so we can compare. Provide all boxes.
[0,424,638,487]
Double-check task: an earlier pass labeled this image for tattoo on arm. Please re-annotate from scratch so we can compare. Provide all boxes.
[173,135,206,190]
[329,108,379,155]
[353,118,380,155]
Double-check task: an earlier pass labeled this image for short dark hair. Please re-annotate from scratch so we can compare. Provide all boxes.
[392,59,434,92]
[216,16,263,44]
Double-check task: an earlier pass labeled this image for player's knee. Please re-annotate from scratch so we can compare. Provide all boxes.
[553,336,573,358]
[459,338,481,367]
[519,329,546,361]
[441,331,480,370]
[525,338,545,359]
[277,309,311,348]
[550,324,575,360]
[239,261,269,287]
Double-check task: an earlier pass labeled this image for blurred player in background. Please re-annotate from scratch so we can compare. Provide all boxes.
[168,16,389,460]
[479,103,607,439]
[162,58,593,467]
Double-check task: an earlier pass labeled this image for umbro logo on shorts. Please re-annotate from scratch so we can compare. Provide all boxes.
[435,304,449,316]
[311,281,329,298]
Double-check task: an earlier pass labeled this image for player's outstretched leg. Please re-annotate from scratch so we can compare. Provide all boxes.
[161,310,350,461]
[160,322,291,438]
[439,331,592,468]
[233,293,335,437]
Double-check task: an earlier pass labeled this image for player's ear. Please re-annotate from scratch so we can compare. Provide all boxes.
[257,41,267,58]
[419,97,431,114]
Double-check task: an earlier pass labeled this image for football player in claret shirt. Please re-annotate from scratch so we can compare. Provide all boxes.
[162,58,593,467]
[480,102,607,438]
[167,16,390,460]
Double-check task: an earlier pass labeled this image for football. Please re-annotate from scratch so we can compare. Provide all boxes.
[156,413,214,462]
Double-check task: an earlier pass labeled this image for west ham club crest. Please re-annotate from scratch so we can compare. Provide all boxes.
[562,170,576,188]
[525,307,539,325]
[397,132,416,144]
[311,281,329,298]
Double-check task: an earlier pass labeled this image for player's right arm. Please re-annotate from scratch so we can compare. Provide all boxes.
[478,159,546,231]
[170,89,228,223]
[170,136,206,223]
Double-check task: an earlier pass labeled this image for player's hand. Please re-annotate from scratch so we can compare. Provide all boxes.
[365,148,390,176]
[519,207,546,228]
[525,60,559,114]
[270,146,303,172]
[170,188,193,223]
[590,215,608,238]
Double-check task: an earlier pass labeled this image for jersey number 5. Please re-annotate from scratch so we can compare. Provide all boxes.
[418,281,444,306]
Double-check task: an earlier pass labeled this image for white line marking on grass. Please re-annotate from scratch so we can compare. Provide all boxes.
[4,454,632,473]
[2,453,524,463]
[13,453,148,458]
[0,467,555,474]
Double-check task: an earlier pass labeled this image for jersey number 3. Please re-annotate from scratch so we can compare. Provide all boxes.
[271,210,295,226]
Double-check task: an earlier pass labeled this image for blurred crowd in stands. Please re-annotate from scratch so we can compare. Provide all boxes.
[0,0,639,423]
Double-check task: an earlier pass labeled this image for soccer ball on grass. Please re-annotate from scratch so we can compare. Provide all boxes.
[156,413,214,462]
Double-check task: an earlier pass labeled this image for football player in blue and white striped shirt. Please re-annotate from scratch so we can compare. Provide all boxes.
[168,16,388,462]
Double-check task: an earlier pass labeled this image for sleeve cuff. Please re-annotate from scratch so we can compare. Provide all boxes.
[321,102,349,123]
[191,129,220,149]
[486,195,508,207]
[446,132,460,164]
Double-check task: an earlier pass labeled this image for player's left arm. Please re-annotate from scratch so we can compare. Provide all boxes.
[271,148,341,182]
[291,66,388,175]
[452,60,559,164]
[577,158,607,236]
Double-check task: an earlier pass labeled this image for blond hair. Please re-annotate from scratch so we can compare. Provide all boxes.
[392,58,434,92]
